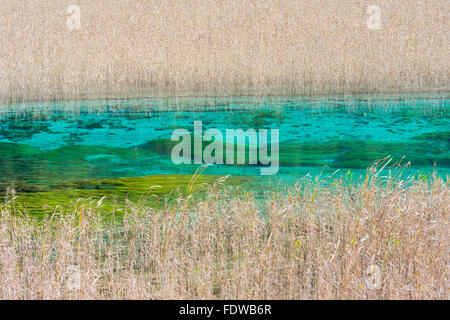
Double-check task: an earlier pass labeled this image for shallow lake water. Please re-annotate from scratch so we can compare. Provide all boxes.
[0,95,448,211]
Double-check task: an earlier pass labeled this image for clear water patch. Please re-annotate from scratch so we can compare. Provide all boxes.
[0,96,448,211]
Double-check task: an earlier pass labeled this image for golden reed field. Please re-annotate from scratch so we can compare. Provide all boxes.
[0,0,448,102]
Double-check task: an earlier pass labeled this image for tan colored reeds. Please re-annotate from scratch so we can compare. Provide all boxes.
[0,0,448,103]
[0,171,448,299]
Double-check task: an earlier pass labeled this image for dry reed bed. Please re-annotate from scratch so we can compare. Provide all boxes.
[0,0,448,102]
[0,172,448,299]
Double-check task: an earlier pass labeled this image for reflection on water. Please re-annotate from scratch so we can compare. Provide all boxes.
[0,96,448,207]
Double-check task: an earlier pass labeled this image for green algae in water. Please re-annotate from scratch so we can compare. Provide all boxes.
[9,174,251,215]
[143,137,449,169]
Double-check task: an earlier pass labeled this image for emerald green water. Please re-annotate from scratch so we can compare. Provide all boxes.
[0,96,448,211]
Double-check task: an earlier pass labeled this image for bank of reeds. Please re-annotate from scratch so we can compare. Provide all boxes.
[0,168,448,299]
[0,0,448,102]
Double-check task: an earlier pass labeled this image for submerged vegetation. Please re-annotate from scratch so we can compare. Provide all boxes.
[0,163,448,299]
[6,174,244,215]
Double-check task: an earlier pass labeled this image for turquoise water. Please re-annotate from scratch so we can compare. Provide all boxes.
[0,96,449,201]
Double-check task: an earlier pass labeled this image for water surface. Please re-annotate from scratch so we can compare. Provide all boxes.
[0,96,448,210]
